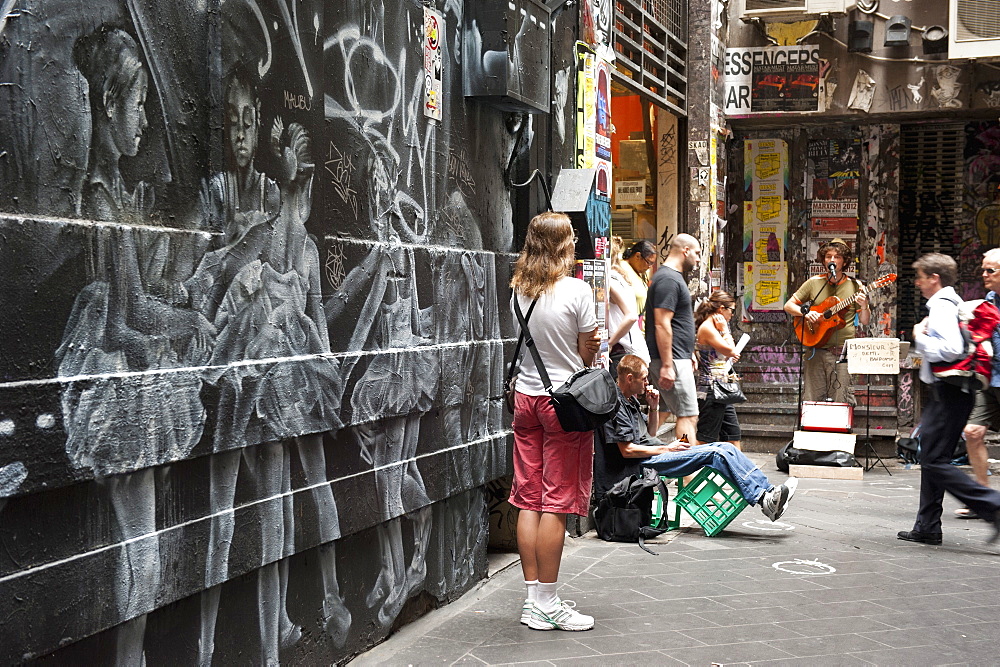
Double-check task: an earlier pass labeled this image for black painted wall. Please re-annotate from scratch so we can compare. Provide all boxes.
[0,0,574,661]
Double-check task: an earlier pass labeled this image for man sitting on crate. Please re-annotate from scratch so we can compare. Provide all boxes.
[594,354,798,521]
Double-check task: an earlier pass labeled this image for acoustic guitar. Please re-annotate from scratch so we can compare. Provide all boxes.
[793,273,898,347]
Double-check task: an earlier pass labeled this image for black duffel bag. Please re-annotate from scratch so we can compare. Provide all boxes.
[776,440,857,472]
[548,366,618,432]
[594,467,669,555]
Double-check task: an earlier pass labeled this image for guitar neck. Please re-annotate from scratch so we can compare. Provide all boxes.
[829,291,861,315]
[825,276,894,315]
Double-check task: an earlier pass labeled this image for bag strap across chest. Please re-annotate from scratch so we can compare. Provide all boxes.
[513,296,554,392]
[505,297,538,387]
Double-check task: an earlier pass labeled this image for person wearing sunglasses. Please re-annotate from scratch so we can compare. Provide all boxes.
[694,290,743,449]
[619,240,657,328]
[959,248,1000,519]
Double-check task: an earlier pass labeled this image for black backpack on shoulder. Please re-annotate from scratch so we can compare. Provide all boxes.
[594,467,669,555]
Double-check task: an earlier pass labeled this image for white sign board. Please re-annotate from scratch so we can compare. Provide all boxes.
[615,180,646,206]
[793,430,856,454]
[846,337,900,375]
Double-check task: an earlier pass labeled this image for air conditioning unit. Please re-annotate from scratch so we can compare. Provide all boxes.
[949,0,1000,60]
[740,0,848,22]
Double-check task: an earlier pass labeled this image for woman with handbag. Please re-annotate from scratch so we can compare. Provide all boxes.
[509,212,600,632]
[695,290,743,449]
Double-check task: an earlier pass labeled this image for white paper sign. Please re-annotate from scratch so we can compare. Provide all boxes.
[615,180,646,206]
[846,338,900,375]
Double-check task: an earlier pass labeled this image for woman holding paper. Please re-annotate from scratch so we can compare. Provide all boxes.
[694,291,744,449]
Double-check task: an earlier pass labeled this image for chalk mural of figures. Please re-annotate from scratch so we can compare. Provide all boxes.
[54,25,215,665]
[188,65,348,662]
[430,192,502,594]
[325,140,437,627]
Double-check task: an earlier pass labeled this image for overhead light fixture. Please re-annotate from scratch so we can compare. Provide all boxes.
[884,15,911,47]
[849,20,874,54]
[922,25,949,55]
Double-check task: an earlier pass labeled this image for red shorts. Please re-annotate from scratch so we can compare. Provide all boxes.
[509,392,594,517]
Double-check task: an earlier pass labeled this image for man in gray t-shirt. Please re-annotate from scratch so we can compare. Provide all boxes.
[645,234,701,444]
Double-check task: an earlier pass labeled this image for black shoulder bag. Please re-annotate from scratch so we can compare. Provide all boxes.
[512,297,618,432]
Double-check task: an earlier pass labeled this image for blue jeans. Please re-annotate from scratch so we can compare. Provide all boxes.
[640,442,771,505]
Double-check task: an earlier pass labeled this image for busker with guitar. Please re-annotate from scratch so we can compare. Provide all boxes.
[782,240,870,406]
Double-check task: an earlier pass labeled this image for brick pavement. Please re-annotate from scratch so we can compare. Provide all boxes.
[352,455,1000,666]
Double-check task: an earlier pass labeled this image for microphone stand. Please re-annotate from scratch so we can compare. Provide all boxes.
[795,300,811,432]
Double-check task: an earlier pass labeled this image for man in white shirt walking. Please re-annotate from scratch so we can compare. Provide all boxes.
[898,253,1000,546]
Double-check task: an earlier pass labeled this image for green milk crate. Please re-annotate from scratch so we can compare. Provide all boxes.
[672,468,749,537]
[650,477,683,531]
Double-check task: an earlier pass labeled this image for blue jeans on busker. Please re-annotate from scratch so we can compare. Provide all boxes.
[640,441,771,505]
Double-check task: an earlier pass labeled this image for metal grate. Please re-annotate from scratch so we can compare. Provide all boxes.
[898,123,965,333]
[956,0,1000,41]
[643,0,687,38]
[613,0,687,115]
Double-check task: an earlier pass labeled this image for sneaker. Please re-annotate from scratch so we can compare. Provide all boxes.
[519,599,534,625]
[955,506,980,520]
[526,599,594,631]
[760,477,798,522]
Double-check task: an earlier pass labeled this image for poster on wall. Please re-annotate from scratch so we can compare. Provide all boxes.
[743,139,789,260]
[423,7,444,121]
[811,200,859,218]
[577,49,596,169]
[751,222,785,263]
[743,262,788,313]
[724,45,820,115]
[807,233,857,277]
[576,257,610,366]
[577,47,612,197]
[745,138,789,199]
[596,60,612,163]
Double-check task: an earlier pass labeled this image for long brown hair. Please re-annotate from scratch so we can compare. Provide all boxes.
[609,235,626,277]
[511,212,576,299]
[694,290,735,329]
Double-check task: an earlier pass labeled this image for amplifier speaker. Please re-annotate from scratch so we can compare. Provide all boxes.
[800,401,853,433]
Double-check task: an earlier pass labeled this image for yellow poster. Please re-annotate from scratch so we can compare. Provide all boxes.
[752,222,784,263]
[744,138,789,200]
[743,262,787,310]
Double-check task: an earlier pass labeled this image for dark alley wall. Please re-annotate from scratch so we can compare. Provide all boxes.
[0,0,564,661]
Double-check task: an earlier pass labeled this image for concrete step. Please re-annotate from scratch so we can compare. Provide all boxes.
[740,423,898,456]
[741,382,895,401]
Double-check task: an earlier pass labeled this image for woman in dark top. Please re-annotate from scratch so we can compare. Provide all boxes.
[694,290,742,449]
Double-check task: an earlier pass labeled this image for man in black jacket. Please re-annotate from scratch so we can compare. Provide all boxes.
[594,355,797,521]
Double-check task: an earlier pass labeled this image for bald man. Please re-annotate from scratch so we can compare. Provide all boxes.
[645,234,702,445]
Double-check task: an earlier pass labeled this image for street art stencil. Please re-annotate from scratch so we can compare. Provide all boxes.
[0,0,521,662]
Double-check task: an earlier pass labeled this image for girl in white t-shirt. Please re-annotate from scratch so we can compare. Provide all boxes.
[509,212,600,632]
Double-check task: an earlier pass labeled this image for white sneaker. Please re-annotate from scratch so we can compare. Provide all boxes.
[520,599,534,625]
[526,599,594,631]
[761,477,798,522]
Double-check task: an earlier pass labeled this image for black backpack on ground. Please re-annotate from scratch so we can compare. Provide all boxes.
[593,468,669,555]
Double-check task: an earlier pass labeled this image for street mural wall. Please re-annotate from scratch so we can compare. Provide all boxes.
[0,0,555,661]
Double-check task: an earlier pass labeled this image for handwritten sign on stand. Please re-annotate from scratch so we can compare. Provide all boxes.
[846,338,900,375]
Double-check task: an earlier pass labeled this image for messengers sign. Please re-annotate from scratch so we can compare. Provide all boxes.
[724,45,820,115]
